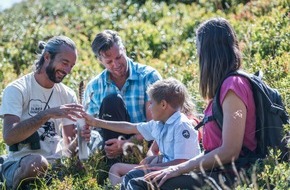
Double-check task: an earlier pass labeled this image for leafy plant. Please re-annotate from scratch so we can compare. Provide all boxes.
[0,0,289,189]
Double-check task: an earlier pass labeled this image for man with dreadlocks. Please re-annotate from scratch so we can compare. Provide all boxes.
[0,36,91,189]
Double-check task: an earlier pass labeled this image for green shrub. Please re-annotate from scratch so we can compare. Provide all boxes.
[0,0,289,189]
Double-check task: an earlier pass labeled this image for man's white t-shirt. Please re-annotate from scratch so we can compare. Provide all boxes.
[137,111,201,163]
[0,72,78,162]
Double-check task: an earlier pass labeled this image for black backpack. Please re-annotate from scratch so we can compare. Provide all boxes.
[196,70,289,161]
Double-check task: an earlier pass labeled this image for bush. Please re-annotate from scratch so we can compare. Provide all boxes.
[0,0,289,189]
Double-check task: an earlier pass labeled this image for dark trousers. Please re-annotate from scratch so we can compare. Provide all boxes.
[97,94,134,166]
[99,93,133,143]
[121,169,238,190]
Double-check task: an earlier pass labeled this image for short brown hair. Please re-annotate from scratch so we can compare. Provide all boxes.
[147,78,188,110]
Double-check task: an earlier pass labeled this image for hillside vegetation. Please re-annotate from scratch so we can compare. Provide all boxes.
[0,0,289,189]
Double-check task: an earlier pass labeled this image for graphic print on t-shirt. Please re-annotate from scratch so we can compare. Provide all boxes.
[28,99,48,116]
[40,121,56,140]
[28,99,56,140]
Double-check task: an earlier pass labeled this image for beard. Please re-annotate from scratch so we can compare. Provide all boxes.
[46,59,66,83]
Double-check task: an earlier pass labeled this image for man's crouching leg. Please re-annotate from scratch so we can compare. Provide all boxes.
[2,154,49,189]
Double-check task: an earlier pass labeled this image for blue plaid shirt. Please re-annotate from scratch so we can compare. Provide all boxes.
[84,58,162,123]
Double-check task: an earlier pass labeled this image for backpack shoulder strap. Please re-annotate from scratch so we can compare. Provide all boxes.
[194,115,215,130]
[195,71,245,129]
[213,69,288,125]
[195,70,279,129]
[212,70,253,129]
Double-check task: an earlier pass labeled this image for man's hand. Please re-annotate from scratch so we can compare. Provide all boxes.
[104,138,126,158]
[46,103,84,121]
[81,124,91,142]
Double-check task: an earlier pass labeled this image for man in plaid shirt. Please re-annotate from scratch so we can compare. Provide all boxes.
[84,30,161,163]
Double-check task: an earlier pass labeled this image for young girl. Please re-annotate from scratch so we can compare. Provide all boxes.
[121,17,257,189]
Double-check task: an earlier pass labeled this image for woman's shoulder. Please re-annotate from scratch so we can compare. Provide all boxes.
[221,75,252,94]
[222,75,251,88]
[220,75,254,107]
